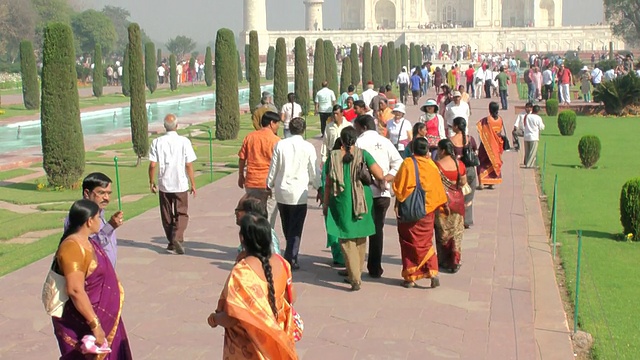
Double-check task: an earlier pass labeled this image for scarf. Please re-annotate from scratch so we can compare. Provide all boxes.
[329,147,368,219]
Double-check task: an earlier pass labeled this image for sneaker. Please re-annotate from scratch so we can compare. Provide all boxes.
[172,240,185,255]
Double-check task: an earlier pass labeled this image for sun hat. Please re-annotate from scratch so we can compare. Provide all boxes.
[420,99,439,113]
[392,103,406,115]
[452,91,462,97]
[581,65,589,71]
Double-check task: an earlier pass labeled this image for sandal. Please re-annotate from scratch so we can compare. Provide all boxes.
[401,281,416,288]
[430,277,441,288]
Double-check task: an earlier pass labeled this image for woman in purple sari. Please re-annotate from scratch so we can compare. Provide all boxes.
[51,199,132,359]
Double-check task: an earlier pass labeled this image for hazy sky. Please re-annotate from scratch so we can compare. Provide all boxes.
[92,0,605,50]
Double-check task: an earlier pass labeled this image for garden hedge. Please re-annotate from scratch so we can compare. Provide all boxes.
[387,41,396,83]
[92,44,104,98]
[557,110,577,136]
[324,40,339,96]
[546,98,559,116]
[340,55,351,94]
[620,178,640,241]
[169,54,177,91]
[128,23,149,163]
[372,45,383,88]
[265,45,275,80]
[350,43,360,90]
[204,46,213,87]
[381,45,390,88]
[362,42,372,87]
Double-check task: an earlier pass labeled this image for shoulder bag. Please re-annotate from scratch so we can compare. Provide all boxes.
[277,255,304,342]
[397,157,427,223]
[500,121,511,151]
[42,261,68,318]
[461,136,480,167]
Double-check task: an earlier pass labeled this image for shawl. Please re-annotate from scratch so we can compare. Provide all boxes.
[329,147,368,219]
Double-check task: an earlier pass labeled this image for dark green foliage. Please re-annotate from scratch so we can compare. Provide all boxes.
[19,40,40,110]
[248,31,261,112]
[144,42,157,93]
[313,38,326,99]
[362,42,372,86]
[381,45,390,87]
[204,46,213,87]
[157,48,162,66]
[40,22,84,187]
[92,44,104,98]
[265,46,275,80]
[578,135,601,169]
[564,58,584,80]
[189,56,196,83]
[400,44,408,70]
[273,38,288,110]
[340,56,351,94]
[372,46,383,88]
[237,51,243,83]
[350,43,360,90]
[409,43,417,68]
[169,54,177,91]
[387,42,396,83]
[620,178,640,241]
[294,37,310,115]
[122,47,130,96]
[395,47,401,77]
[128,23,149,162]
[596,59,618,72]
[593,72,640,116]
[215,28,240,140]
[324,40,339,96]
[244,44,250,82]
[557,110,577,136]
[545,98,559,116]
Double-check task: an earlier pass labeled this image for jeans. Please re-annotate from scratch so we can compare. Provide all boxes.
[484,80,492,98]
[367,197,391,277]
[277,203,308,265]
[466,82,474,97]
[542,84,553,100]
[527,82,535,102]
[499,89,508,110]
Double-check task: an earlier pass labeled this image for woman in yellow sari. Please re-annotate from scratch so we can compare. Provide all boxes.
[476,101,504,189]
[393,138,448,289]
[208,214,298,360]
[377,98,393,137]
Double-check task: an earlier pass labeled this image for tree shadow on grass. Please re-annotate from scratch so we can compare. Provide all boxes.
[563,229,617,241]
[551,163,581,169]
[541,134,562,137]
[2,182,37,191]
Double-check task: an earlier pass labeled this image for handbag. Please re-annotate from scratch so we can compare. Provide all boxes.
[42,261,68,318]
[501,124,511,151]
[461,136,480,167]
[397,157,427,223]
[277,255,304,342]
[462,183,472,196]
[357,161,374,186]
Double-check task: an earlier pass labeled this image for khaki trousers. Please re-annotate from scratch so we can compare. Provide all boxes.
[524,141,538,168]
[159,191,189,244]
[340,238,367,285]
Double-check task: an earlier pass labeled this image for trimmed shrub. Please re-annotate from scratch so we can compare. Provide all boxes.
[144,42,157,93]
[40,22,85,187]
[273,38,288,110]
[381,45,390,88]
[409,43,418,68]
[564,58,584,80]
[248,30,260,112]
[156,48,162,66]
[244,44,250,82]
[400,44,408,70]
[313,38,326,99]
[362,42,372,86]
[350,43,360,90]
[294,36,310,115]
[204,46,213,87]
[395,47,401,75]
[236,51,243,83]
[620,178,640,241]
[265,45,275,80]
[169,54,177,91]
[546,98,559,116]
[92,44,104,98]
[215,28,240,140]
[128,23,149,163]
[189,56,196,83]
[122,48,130,96]
[557,110,577,136]
[596,59,617,72]
[578,135,601,169]
[372,46,383,88]
[340,56,351,94]
[387,41,396,83]
[324,40,339,96]
[19,41,40,110]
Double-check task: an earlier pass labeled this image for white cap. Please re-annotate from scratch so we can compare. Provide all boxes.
[392,103,406,115]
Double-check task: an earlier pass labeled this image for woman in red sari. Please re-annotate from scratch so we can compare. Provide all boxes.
[476,101,504,189]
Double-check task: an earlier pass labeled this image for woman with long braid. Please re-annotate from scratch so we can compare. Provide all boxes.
[208,214,298,359]
[451,117,478,228]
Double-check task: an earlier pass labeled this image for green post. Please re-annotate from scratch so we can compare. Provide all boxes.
[208,128,213,182]
[113,156,122,211]
[541,142,547,191]
[574,230,583,334]
[552,174,558,259]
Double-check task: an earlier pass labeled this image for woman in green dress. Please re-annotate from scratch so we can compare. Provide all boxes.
[323,126,385,291]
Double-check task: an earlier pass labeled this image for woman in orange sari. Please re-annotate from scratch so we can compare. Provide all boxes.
[208,214,298,360]
[393,138,448,289]
[476,101,504,189]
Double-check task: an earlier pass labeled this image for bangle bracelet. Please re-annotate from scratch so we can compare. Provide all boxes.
[88,317,100,330]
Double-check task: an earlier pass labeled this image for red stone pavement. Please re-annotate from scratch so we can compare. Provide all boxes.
[0,88,575,359]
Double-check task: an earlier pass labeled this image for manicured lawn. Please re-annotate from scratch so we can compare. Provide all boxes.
[538,115,640,359]
[0,168,36,181]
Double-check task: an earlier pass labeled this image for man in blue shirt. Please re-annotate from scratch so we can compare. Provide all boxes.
[410,69,422,105]
[421,63,430,96]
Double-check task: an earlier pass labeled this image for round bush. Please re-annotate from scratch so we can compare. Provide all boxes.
[546,98,559,116]
[620,178,640,241]
[557,110,577,136]
[578,135,601,169]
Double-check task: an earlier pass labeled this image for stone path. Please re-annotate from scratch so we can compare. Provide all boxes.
[0,88,575,359]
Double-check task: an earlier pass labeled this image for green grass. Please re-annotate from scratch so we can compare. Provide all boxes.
[538,115,640,359]
[0,168,36,181]
[0,209,65,241]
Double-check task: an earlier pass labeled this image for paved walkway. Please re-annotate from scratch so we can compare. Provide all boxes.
[0,89,574,359]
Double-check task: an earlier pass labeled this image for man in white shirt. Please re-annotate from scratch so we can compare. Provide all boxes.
[604,68,616,81]
[396,67,410,104]
[321,105,352,164]
[266,118,317,270]
[474,66,485,100]
[542,66,553,100]
[315,81,336,138]
[512,102,533,152]
[354,115,403,278]
[148,114,197,254]
[483,66,493,98]
[516,105,545,168]
[591,65,603,87]
[361,81,378,115]
[157,65,166,84]
[444,91,470,135]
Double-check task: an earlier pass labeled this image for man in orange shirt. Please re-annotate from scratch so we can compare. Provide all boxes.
[238,111,282,227]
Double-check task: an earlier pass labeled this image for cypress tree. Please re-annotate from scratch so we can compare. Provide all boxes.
[324,40,339,96]
[381,45,389,87]
[40,22,84,187]
[312,38,325,100]
[340,56,351,94]
[294,37,310,115]
[414,44,422,67]
[409,43,416,68]
[215,28,240,140]
[19,40,40,110]
[128,23,148,164]
[387,41,396,83]
[273,37,288,111]
[236,51,243,83]
[189,56,196,83]
[350,43,360,90]
[157,48,162,66]
[92,44,104,98]
[122,48,130,96]
[204,46,213,87]
[372,45,383,88]
[265,45,275,80]
[144,42,157,93]
[248,30,260,112]
[244,44,250,82]
[362,42,372,86]
[169,54,177,91]
[400,44,408,71]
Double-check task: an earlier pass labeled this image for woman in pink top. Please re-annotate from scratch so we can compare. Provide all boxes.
[419,99,446,159]
[531,67,543,101]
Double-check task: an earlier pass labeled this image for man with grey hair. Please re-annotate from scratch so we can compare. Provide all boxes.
[148,114,197,254]
[252,91,278,130]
